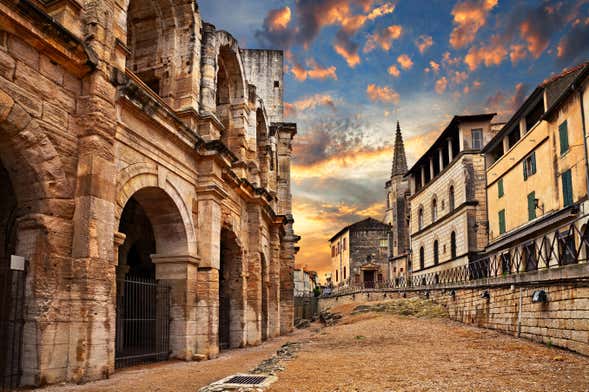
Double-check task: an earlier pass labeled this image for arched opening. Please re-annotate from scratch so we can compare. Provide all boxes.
[419,246,425,270]
[127,0,163,94]
[116,186,188,368]
[433,240,439,265]
[449,186,455,212]
[450,231,457,259]
[216,51,231,130]
[0,160,17,268]
[219,228,244,349]
[418,207,424,230]
[432,198,438,222]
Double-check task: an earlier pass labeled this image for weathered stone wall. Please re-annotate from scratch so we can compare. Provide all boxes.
[241,50,284,123]
[349,229,389,282]
[319,267,589,356]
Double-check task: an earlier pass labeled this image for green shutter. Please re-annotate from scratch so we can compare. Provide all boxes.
[562,169,573,207]
[527,192,536,221]
[498,209,506,235]
[498,178,504,198]
[559,120,569,155]
[530,152,536,174]
[523,160,528,180]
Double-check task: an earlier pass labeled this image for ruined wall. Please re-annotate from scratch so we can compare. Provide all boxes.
[319,268,589,356]
[241,50,284,123]
[349,229,389,282]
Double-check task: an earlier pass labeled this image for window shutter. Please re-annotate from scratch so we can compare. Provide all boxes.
[527,192,536,221]
[530,152,536,174]
[498,178,504,198]
[559,120,569,155]
[562,170,573,206]
[523,160,528,180]
[498,210,506,234]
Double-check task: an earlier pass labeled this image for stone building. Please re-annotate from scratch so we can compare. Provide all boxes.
[0,0,297,388]
[329,218,390,288]
[483,62,589,269]
[384,121,410,280]
[406,114,497,281]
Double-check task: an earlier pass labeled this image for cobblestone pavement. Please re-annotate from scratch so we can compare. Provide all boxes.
[36,301,589,392]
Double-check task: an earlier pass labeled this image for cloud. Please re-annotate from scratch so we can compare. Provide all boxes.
[429,60,440,73]
[452,71,468,85]
[290,59,338,81]
[364,25,403,52]
[366,84,400,104]
[397,54,413,70]
[334,31,362,67]
[387,64,400,77]
[285,94,336,117]
[449,0,498,49]
[415,35,433,54]
[265,6,292,32]
[557,19,589,65]
[435,76,448,94]
[366,2,396,20]
[485,82,529,120]
[509,44,528,63]
[464,36,507,70]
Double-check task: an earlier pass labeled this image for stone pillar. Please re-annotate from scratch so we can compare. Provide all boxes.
[429,157,434,180]
[439,148,444,171]
[152,254,199,360]
[280,218,296,335]
[112,232,126,364]
[268,227,281,338]
[195,267,219,358]
[228,102,250,161]
[448,138,453,161]
[246,204,262,345]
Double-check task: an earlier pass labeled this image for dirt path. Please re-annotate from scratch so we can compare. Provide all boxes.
[37,300,589,392]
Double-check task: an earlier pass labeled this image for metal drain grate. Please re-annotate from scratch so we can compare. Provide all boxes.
[225,375,268,385]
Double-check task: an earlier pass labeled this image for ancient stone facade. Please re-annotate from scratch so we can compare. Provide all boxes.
[0,0,296,387]
[329,218,390,288]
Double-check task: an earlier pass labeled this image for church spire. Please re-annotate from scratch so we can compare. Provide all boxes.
[391,121,408,177]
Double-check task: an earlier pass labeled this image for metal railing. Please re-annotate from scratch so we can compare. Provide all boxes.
[0,264,25,391]
[324,213,589,297]
[115,276,171,369]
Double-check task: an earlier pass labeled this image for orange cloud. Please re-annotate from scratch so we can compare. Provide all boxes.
[435,76,448,94]
[266,6,291,31]
[366,84,400,104]
[397,54,413,70]
[509,44,527,63]
[519,20,548,58]
[415,35,434,54]
[364,25,403,52]
[291,59,338,81]
[334,42,361,67]
[367,2,396,20]
[464,37,507,70]
[284,94,336,117]
[452,71,468,84]
[387,64,400,77]
[429,60,440,73]
[449,0,498,49]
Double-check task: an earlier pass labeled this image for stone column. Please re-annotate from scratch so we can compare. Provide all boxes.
[228,102,250,161]
[112,232,126,364]
[448,138,453,161]
[268,227,281,338]
[152,254,199,360]
[195,267,219,358]
[246,204,262,345]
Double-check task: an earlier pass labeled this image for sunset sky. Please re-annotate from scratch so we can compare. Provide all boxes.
[200,0,589,278]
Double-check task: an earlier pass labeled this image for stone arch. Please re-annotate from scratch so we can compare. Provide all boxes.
[431,194,438,222]
[115,164,197,256]
[124,0,200,109]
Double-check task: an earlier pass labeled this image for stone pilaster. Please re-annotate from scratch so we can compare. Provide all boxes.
[246,203,262,345]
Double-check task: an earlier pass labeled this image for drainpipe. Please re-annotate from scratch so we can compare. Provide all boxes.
[579,86,589,199]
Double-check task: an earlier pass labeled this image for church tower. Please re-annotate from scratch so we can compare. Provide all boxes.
[384,121,410,278]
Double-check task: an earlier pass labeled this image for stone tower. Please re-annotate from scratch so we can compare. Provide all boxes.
[385,121,410,277]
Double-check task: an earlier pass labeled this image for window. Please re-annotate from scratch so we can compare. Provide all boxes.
[562,169,573,207]
[433,240,439,265]
[449,186,455,211]
[379,239,388,248]
[498,178,504,198]
[524,242,537,271]
[525,99,544,132]
[527,191,536,221]
[336,269,339,282]
[343,267,346,280]
[432,198,438,222]
[418,208,424,230]
[331,246,335,257]
[450,231,457,259]
[498,209,506,235]
[471,128,483,149]
[559,120,569,155]
[343,238,346,250]
[274,80,280,88]
[419,246,425,270]
[501,253,511,274]
[523,151,537,180]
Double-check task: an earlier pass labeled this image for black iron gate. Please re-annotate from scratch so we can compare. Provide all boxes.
[115,276,171,368]
[0,265,25,391]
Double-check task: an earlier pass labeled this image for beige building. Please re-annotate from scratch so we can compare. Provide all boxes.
[0,1,297,388]
[483,63,589,269]
[407,114,498,281]
[329,218,390,288]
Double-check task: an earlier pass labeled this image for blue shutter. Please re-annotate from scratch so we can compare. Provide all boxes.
[498,178,504,198]
[523,160,528,180]
[562,170,573,207]
[498,210,506,234]
[530,152,536,174]
[559,120,569,155]
[527,192,536,221]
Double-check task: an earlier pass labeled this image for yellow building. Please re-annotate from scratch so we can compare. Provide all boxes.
[483,62,589,270]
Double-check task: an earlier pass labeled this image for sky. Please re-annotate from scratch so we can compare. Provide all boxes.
[200,0,589,278]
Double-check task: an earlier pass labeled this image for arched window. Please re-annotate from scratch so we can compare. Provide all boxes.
[449,186,455,212]
[451,231,457,259]
[418,207,424,230]
[433,240,439,265]
[419,246,425,270]
[432,198,438,222]
[343,266,347,280]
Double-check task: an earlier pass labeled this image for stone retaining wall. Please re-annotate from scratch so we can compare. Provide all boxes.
[319,278,589,356]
